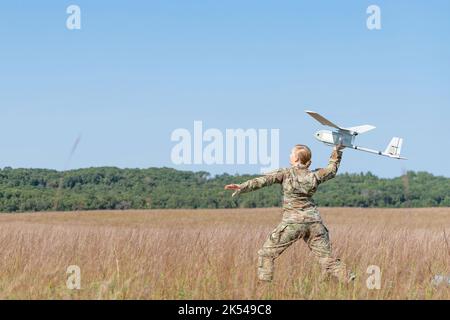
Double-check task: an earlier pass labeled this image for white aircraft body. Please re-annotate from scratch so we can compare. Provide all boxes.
[305,110,406,160]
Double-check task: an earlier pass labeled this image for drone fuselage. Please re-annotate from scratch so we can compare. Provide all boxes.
[314,129,356,147]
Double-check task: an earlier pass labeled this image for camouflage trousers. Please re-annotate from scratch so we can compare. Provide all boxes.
[257,221,348,283]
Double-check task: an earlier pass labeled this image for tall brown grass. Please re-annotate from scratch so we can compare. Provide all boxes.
[0,208,448,299]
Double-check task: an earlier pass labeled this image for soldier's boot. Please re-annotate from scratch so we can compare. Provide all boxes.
[319,257,354,284]
[257,253,274,282]
[333,265,357,284]
[347,271,356,283]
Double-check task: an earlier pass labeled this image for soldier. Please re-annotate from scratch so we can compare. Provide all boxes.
[224,144,355,283]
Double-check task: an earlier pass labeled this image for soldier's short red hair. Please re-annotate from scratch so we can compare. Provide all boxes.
[293,145,312,165]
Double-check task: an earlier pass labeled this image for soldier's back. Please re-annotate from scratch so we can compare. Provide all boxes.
[281,167,321,223]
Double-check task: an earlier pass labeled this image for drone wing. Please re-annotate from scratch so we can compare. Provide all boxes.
[305,110,342,130]
[346,125,376,134]
[306,110,376,135]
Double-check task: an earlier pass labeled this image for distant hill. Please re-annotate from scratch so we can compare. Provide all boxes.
[0,167,448,212]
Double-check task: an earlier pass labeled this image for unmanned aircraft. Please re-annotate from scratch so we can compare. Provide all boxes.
[305,110,406,160]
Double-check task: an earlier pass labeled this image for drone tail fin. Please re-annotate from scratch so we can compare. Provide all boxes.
[384,137,403,157]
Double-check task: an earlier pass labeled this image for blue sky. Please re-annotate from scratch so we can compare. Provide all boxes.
[0,1,449,177]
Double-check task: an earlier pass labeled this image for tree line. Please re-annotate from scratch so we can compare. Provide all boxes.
[0,166,448,213]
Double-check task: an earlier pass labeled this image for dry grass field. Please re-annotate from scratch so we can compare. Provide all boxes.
[0,208,449,300]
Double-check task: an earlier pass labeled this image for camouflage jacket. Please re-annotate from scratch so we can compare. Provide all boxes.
[236,149,343,223]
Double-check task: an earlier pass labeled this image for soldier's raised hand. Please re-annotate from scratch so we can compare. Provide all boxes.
[334,143,345,152]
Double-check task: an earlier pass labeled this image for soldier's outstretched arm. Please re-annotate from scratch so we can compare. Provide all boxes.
[224,170,285,197]
[314,145,344,184]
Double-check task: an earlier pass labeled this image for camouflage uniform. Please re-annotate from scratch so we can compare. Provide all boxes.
[235,149,350,283]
